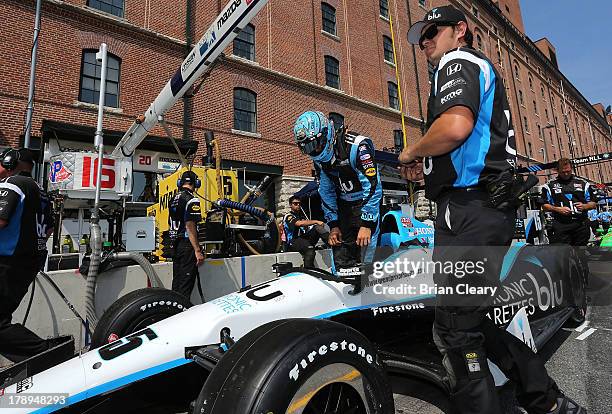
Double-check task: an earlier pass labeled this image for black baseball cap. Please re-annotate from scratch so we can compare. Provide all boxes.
[17,148,35,164]
[407,5,468,45]
[180,170,198,185]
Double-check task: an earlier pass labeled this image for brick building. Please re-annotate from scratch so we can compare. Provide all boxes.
[1,0,611,214]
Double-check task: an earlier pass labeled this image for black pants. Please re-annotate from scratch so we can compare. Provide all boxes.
[172,239,198,299]
[433,191,558,414]
[549,220,591,246]
[332,202,380,269]
[0,256,49,363]
[289,226,329,268]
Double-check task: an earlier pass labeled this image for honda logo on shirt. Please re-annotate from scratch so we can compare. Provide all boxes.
[447,63,462,76]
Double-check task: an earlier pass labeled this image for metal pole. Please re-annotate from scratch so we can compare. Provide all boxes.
[93,43,108,216]
[85,43,108,330]
[23,0,43,149]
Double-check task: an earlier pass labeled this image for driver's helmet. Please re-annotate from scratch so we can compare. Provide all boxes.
[293,111,335,163]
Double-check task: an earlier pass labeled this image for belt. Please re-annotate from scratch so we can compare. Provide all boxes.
[438,186,486,200]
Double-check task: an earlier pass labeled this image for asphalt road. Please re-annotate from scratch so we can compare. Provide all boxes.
[393,257,612,414]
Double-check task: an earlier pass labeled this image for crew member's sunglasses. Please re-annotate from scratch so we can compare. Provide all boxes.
[419,23,455,50]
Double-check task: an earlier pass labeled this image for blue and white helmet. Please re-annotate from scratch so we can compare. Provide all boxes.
[293,111,335,163]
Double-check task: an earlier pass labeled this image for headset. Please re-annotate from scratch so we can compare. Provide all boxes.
[0,147,20,171]
[177,170,201,189]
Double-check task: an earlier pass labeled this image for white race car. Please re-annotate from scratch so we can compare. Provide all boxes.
[0,213,588,414]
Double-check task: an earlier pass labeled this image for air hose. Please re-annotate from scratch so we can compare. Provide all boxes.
[216,199,272,224]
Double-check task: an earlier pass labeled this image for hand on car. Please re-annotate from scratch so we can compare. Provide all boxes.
[356,227,372,247]
[328,227,342,246]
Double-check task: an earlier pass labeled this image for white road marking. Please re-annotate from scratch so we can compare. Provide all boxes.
[575,328,597,341]
[575,321,590,332]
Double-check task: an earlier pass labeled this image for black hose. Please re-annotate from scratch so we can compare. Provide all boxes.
[22,279,36,325]
[216,199,272,223]
[37,271,93,338]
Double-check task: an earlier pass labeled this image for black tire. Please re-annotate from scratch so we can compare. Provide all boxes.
[91,288,192,348]
[565,248,589,328]
[193,318,394,414]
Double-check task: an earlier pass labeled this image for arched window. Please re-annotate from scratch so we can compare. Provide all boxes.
[321,3,336,35]
[233,88,257,133]
[514,62,520,80]
[379,0,389,18]
[388,81,399,110]
[79,50,121,107]
[329,112,344,130]
[519,90,524,105]
[528,74,533,90]
[233,24,255,61]
[324,55,340,89]
[383,36,394,63]
[476,34,483,52]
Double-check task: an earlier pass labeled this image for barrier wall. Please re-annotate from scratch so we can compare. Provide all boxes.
[1,250,332,367]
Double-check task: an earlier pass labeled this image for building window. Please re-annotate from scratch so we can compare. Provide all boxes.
[519,90,524,106]
[419,0,426,7]
[329,112,344,130]
[524,116,529,133]
[379,0,389,18]
[233,88,257,133]
[496,50,502,63]
[88,0,124,17]
[472,6,479,17]
[545,108,549,121]
[510,41,515,50]
[233,24,255,61]
[540,85,545,98]
[514,63,520,80]
[394,129,404,152]
[324,55,340,89]
[388,81,399,110]
[476,34,483,52]
[383,36,394,63]
[528,142,533,157]
[79,50,120,108]
[321,3,336,36]
[538,124,542,139]
[505,5,510,13]
[533,100,538,114]
[528,75,533,90]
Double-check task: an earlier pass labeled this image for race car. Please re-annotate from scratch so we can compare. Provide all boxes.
[0,211,588,414]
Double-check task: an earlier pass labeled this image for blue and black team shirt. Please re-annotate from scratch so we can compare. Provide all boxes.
[168,188,201,240]
[425,47,516,200]
[0,175,40,257]
[316,133,383,229]
[541,176,597,223]
[283,210,306,245]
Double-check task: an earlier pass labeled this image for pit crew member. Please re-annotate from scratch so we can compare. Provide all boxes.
[402,6,586,414]
[169,170,204,298]
[283,195,329,268]
[541,158,597,246]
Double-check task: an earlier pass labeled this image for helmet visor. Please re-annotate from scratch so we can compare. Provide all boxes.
[297,127,328,156]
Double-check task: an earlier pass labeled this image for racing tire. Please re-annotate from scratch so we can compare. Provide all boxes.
[91,288,192,347]
[192,318,394,414]
[565,248,589,328]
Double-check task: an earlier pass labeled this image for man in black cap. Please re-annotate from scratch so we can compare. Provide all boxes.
[401,6,586,414]
[0,148,50,362]
[169,170,204,298]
